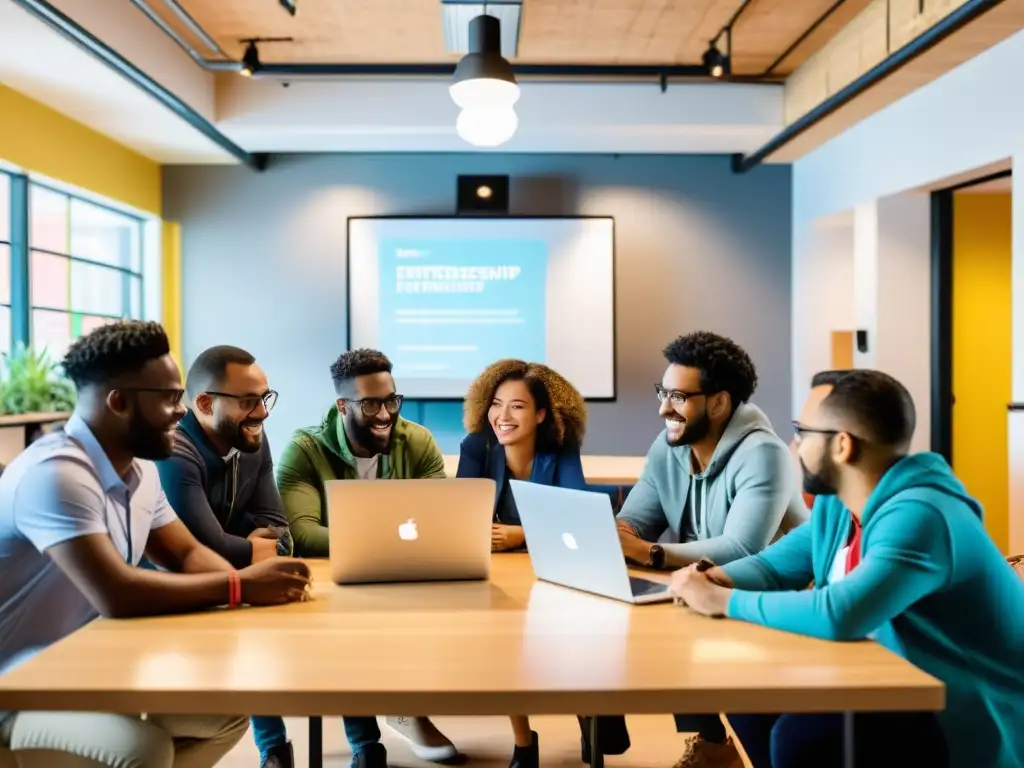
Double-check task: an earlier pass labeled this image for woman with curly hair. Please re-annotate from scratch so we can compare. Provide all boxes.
[457,359,630,768]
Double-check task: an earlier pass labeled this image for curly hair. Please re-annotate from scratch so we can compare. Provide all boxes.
[663,331,758,406]
[62,321,171,389]
[463,359,587,451]
[330,348,392,395]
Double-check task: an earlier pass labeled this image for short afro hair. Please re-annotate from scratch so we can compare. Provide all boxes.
[330,348,393,395]
[186,345,257,399]
[62,321,171,389]
[463,359,586,452]
[662,331,758,407]
[811,369,915,448]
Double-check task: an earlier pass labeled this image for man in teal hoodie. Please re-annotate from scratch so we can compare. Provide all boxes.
[616,331,808,768]
[672,369,1024,768]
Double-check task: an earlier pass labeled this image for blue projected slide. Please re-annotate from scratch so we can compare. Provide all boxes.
[378,238,548,380]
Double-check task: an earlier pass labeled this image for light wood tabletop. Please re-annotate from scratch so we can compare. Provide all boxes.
[0,556,943,719]
[442,454,647,485]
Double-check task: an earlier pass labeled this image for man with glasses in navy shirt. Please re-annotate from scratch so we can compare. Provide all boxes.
[156,344,295,768]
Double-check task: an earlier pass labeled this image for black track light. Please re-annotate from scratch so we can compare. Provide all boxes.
[240,41,260,77]
[703,41,728,78]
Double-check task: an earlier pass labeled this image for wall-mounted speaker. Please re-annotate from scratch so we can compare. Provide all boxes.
[856,329,869,353]
[457,175,509,214]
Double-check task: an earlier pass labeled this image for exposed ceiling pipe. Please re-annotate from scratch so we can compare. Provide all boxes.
[160,0,229,59]
[732,0,1006,173]
[128,0,238,71]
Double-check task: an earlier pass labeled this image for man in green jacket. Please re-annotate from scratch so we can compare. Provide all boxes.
[275,347,454,768]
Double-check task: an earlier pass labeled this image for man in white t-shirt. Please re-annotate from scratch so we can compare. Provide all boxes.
[0,321,311,768]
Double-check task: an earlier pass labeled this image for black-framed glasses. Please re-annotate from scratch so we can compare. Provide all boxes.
[207,390,279,414]
[791,421,840,443]
[655,384,705,406]
[345,394,404,418]
[120,387,186,406]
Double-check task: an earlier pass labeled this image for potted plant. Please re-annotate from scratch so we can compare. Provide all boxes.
[0,344,76,416]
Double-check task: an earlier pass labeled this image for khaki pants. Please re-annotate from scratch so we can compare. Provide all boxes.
[0,711,248,768]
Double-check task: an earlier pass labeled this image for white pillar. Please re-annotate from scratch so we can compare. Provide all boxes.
[1009,156,1024,554]
[852,193,932,453]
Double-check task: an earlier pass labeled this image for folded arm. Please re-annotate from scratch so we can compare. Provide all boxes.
[663,441,796,567]
[727,502,950,641]
[276,439,329,557]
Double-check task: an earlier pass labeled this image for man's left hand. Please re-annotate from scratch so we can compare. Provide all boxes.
[492,524,526,552]
[670,568,732,617]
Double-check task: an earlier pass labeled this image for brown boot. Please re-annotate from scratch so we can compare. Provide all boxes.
[672,735,742,768]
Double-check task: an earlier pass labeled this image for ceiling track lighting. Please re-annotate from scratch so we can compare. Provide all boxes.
[449,14,520,147]
[703,25,731,79]
[238,36,294,77]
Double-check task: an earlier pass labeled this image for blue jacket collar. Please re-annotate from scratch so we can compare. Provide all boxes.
[178,409,226,469]
[488,441,556,487]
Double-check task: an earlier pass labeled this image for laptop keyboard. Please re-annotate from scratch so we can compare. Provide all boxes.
[629,576,669,597]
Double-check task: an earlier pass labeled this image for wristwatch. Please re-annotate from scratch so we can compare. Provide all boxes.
[648,544,666,569]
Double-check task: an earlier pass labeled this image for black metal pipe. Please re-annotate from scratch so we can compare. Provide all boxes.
[731,0,1006,173]
[257,62,713,78]
[938,167,1011,193]
[11,0,267,172]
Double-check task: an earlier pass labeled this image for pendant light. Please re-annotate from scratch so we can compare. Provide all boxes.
[449,14,520,147]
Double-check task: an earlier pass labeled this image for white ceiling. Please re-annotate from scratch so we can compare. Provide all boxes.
[0,0,233,164]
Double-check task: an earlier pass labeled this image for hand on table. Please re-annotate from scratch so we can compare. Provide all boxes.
[248,528,281,563]
[669,566,732,617]
[616,520,654,566]
[492,524,525,552]
[238,557,311,605]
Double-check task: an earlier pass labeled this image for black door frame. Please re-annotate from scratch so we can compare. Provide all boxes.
[929,168,1012,465]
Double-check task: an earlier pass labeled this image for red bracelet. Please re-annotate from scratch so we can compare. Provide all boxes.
[227,571,241,609]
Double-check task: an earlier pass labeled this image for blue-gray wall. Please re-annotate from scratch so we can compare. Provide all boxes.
[162,153,792,460]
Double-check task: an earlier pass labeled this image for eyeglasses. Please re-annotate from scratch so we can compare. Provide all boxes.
[346,394,404,418]
[120,387,186,406]
[207,390,279,414]
[655,384,705,406]
[791,421,840,443]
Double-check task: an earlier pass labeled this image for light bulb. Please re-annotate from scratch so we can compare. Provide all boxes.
[456,107,518,147]
[450,78,520,110]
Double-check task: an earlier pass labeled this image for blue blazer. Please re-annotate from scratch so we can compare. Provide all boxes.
[455,431,587,523]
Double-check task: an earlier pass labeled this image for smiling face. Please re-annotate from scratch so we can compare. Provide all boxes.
[196,362,273,454]
[488,378,546,449]
[658,364,712,447]
[339,371,401,457]
[115,354,188,460]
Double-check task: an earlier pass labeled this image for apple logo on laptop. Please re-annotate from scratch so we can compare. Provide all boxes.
[398,519,419,541]
[561,532,579,550]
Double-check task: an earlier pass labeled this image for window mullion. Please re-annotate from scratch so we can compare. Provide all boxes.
[9,174,30,349]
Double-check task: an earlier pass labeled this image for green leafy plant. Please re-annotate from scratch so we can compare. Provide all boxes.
[0,344,76,415]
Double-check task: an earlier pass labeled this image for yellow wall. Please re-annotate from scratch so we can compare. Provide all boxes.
[952,192,1012,552]
[0,84,161,215]
[161,222,182,366]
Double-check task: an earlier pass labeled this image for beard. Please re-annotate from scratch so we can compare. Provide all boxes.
[126,410,176,460]
[666,408,711,447]
[215,416,264,454]
[800,454,839,496]
[347,414,394,456]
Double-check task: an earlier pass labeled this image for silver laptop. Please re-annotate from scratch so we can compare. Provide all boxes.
[510,480,672,604]
[327,478,494,585]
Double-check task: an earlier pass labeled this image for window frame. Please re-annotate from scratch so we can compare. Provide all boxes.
[20,178,147,355]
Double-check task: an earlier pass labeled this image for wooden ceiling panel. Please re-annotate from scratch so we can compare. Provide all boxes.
[148,0,858,70]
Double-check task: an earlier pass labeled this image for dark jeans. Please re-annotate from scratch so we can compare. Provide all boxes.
[727,712,948,767]
[250,716,381,759]
[674,713,727,742]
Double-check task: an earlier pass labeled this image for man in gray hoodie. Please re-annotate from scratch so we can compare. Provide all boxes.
[616,330,808,768]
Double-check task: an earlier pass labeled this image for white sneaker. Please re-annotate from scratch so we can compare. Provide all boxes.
[385,716,458,762]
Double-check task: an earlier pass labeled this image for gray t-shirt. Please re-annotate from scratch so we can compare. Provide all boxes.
[0,413,177,678]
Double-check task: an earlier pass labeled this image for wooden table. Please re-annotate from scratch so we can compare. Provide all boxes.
[442,454,647,485]
[0,557,943,768]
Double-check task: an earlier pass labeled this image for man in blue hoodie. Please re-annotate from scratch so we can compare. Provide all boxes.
[616,331,808,768]
[672,369,1024,768]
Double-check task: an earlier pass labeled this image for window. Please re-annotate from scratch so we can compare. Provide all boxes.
[28,184,144,362]
[0,172,11,362]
